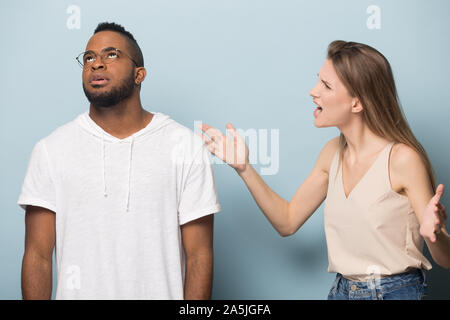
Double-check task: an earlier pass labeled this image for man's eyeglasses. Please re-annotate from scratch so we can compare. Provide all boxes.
[76,47,138,68]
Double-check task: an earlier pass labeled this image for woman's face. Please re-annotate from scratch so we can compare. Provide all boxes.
[309,59,357,128]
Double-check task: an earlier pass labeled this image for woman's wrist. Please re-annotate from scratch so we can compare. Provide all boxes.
[235,162,252,178]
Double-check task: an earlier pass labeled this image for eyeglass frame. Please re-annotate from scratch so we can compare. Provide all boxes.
[76,47,138,68]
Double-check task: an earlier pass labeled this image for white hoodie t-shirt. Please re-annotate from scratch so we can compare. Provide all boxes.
[18,111,221,299]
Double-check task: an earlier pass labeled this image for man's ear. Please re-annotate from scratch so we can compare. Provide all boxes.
[351,98,364,113]
[135,67,146,85]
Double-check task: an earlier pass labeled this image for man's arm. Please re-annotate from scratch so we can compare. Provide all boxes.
[181,214,214,300]
[22,205,56,299]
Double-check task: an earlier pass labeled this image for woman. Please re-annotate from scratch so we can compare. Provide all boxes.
[199,40,450,300]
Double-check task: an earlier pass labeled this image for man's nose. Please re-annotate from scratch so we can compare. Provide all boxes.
[91,57,105,71]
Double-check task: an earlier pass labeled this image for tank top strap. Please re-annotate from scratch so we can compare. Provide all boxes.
[328,146,341,186]
[379,141,396,191]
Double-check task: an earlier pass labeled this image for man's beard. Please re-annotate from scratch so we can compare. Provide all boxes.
[83,73,135,108]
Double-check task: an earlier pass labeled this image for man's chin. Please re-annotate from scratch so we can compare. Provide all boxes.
[82,77,135,108]
[84,88,110,102]
[87,98,116,108]
[84,92,113,107]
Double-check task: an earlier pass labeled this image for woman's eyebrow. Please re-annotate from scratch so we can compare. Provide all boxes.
[318,73,332,86]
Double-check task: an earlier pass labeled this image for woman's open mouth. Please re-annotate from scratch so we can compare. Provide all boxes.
[313,102,323,118]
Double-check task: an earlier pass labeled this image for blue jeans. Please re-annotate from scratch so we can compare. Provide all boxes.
[327,269,428,300]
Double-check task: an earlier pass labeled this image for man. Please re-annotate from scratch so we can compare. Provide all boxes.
[18,22,221,300]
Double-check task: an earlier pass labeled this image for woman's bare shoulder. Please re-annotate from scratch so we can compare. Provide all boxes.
[316,136,340,175]
[390,142,428,193]
[390,142,424,169]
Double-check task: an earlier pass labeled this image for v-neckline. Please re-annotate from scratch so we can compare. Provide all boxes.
[340,142,392,200]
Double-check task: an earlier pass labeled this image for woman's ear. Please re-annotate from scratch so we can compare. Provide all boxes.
[135,67,147,85]
[351,98,364,113]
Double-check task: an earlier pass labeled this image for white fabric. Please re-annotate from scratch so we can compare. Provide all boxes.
[18,111,221,299]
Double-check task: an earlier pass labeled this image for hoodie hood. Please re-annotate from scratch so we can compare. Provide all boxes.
[76,111,174,212]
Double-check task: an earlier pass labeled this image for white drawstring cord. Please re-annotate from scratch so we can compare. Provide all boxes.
[125,136,134,212]
[102,133,107,197]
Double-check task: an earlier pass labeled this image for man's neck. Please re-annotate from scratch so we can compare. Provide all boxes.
[89,96,153,139]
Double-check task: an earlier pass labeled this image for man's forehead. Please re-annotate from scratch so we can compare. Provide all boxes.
[85,31,128,52]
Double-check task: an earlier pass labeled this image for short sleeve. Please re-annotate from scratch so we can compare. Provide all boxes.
[17,140,57,212]
[178,144,221,225]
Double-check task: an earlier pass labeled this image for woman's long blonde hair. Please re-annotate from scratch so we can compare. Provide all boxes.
[327,40,436,191]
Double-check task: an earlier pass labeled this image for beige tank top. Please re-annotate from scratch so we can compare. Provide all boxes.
[324,142,432,281]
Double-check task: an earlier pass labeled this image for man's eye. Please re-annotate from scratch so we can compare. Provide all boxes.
[107,52,118,59]
[84,55,94,63]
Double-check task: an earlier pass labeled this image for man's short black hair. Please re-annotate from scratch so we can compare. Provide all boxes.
[94,22,144,67]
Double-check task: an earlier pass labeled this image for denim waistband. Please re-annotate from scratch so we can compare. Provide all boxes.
[330,269,428,300]
[335,269,426,294]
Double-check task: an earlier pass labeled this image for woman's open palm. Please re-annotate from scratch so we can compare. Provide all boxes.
[420,184,447,242]
[199,123,249,172]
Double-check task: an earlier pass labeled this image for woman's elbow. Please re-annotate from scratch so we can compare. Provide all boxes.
[278,229,293,237]
[276,208,301,237]
[277,225,299,237]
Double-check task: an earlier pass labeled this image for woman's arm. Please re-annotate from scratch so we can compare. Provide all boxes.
[391,144,450,269]
[419,184,450,268]
[199,123,338,236]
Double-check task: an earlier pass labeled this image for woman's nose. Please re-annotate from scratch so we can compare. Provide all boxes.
[309,82,320,98]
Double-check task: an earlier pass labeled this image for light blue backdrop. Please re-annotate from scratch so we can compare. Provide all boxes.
[1,0,449,299]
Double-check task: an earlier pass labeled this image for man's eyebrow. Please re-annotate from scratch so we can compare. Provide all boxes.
[84,47,117,55]
[101,47,118,53]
